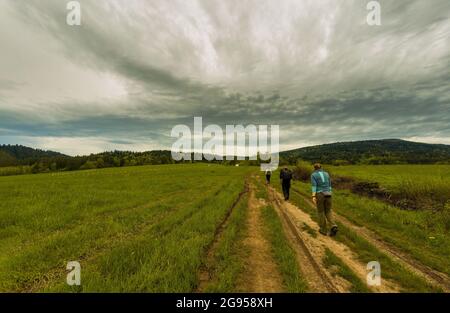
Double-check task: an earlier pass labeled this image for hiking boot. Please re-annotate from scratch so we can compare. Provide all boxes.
[330,225,338,237]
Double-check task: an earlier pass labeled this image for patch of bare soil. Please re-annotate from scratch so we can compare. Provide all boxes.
[295,190,450,292]
[269,187,401,293]
[236,185,284,292]
[268,188,346,293]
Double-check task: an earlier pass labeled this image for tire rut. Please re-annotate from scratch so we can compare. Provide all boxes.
[292,188,450,292]
[196,182,249,292]
[270,187,401,293]
[268,188,340,292]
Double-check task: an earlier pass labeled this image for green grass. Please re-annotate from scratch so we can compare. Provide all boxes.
[329,164,450,211]
[0,164,254,292]
[0,166,31,176]
[289,182,442,292]
[301,222,317,238]
[329,165,450,189]
[255,177,308,292]
[323,248,370,293]
[201,194,249,292]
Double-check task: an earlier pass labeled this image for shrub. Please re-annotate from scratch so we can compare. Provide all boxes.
[293,160,313,181]
[80,161,97,170]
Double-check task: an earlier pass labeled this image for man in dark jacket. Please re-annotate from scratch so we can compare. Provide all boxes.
[265,169,272,185]
[280,167,293,200]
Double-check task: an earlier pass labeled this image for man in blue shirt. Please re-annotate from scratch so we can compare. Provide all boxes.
[311,163,338,236]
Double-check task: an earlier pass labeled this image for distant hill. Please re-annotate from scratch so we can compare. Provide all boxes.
[280,139,450,165]
[0,144,66,167]
[1,139,450,175]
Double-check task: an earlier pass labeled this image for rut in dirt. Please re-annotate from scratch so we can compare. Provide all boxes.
[268,186,401,293]
[196,182,249,292]
[292,188,450,292]
[267,187,339,292]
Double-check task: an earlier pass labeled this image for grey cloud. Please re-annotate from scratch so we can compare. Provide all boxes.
[0,0,449,154]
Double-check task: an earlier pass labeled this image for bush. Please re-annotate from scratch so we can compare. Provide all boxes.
[80,161,97,170]
[293,160,313,181]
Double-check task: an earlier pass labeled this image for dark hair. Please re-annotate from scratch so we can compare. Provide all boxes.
[313,163,322,170]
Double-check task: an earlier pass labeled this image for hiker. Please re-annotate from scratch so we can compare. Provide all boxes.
[265,169,272,185]
[311,163,338,236]
[280,167,293,200]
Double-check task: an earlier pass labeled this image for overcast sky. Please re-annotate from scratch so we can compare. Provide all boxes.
[0,0,449,156]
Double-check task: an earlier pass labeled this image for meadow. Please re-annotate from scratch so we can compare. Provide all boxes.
[328,165,450,188]
[0,164,252,292]
[329,165,450,211]
[1,162,449,293]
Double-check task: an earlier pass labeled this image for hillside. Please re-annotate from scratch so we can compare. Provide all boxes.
[2,139,450,173]
[280,139,450,165]
[0,144,66,167]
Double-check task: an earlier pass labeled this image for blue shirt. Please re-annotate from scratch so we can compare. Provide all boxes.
[311,170,332,194]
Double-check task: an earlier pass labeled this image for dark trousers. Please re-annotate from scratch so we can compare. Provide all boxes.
[282,181,291,200]
[266,175,271,184]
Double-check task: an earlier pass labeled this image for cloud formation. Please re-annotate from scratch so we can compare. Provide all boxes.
[0,0,449,155]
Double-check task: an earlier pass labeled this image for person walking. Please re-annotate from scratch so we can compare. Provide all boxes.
[311,163,338,236]
[265,169,272,185]
[280,167,293,200]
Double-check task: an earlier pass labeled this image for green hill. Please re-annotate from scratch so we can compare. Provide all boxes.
[2,139,450,174]
[0,144,66,167]
[280,139,450,165]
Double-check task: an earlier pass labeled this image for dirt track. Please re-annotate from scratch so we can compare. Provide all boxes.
[268,188,340,292]
[268,186,400,293]
[291,188,450,292]
[197,176,449,293]
[236,184,284,292]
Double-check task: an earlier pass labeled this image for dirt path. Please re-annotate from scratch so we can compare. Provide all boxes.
[268,187,401,293]
[236,184,284,292]
[292,189,450,292]
[268,189,341,292]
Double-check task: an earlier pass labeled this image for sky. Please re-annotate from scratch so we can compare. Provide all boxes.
[0,0,449,156]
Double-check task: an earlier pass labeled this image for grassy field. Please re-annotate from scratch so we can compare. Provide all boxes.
[0,164,252,292]
[1,163,448,293]
[328,165,450,189]
[329,165,450,211]
[200,192,250,292]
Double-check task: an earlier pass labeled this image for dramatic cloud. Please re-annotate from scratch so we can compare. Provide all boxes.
[0,0,449,155]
